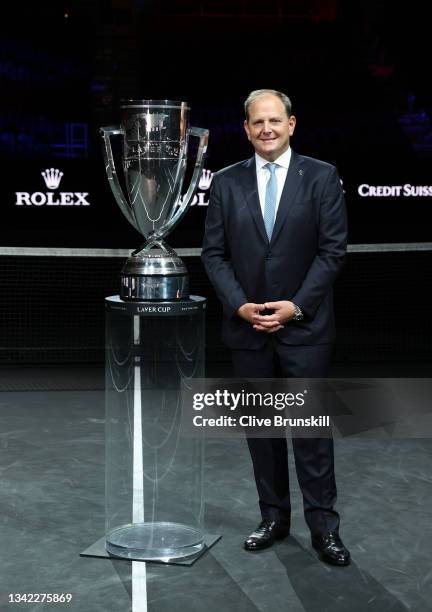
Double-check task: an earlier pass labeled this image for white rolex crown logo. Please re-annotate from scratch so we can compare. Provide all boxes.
[41,168,64,190]
[199,168,213,190]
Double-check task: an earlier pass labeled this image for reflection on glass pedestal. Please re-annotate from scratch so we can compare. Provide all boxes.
[105,295,206,562]
[106,522,204,562]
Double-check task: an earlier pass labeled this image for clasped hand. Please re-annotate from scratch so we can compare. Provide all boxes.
[237,301,296,333]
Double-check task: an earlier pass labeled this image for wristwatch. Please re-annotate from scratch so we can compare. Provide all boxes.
[292,303,304,321]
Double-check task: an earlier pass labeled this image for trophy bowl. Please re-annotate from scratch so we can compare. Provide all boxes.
[101,100,209,300]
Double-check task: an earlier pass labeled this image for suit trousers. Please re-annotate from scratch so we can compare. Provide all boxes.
[231,338,340,537]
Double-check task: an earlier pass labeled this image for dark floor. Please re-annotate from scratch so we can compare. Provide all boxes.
[1,366,432,612]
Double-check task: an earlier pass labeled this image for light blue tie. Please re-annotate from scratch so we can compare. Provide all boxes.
[263,162,277,240]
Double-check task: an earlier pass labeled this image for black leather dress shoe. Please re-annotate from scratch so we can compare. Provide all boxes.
[312,531,351,566]
[244,520,290,551]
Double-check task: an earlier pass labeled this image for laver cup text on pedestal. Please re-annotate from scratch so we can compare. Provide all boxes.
[101,100,209,300]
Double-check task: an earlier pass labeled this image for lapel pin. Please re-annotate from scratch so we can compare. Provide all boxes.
[298,169,304,176]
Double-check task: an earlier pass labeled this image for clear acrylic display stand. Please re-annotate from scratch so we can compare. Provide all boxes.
[101,295,216,564]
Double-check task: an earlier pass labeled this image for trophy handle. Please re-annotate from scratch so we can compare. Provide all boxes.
[100,126,140,232]
[151,126,209,240]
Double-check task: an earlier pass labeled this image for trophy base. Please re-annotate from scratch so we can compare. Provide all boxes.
[120,243,189,301]
[121,273,189,301]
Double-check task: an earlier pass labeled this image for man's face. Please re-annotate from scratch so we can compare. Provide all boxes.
[244,94,296,161]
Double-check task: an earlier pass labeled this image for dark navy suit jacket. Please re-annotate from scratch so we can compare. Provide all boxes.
[201,150,348,349]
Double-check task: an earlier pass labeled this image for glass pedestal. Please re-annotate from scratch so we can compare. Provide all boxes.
[104,295,206,563]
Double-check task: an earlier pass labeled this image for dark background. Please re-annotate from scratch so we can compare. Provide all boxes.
[1,0,431,248]
[1,0,431,368]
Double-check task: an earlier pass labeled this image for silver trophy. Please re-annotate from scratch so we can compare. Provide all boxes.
[101,100,209,300]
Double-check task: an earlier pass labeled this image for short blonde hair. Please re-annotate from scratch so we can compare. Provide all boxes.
[244,89,292,121]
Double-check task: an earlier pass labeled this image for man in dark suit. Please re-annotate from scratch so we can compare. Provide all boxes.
[201,89,350,566]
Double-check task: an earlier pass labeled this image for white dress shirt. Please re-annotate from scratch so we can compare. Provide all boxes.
[255,147,292,222]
